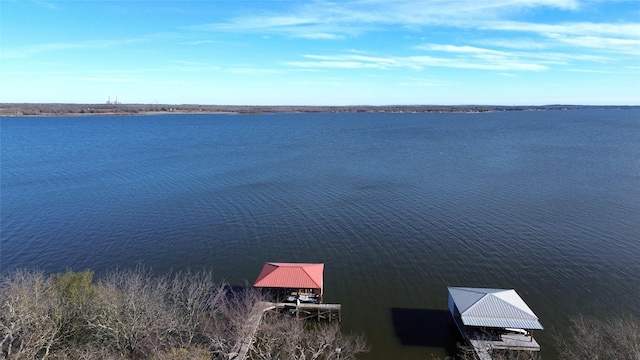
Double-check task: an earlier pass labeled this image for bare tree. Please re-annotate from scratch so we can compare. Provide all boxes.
[558,314,640,360]
[251,312,368,360]
[165,270,226,348]
[85,267,175,358]
[206,284,265,359]
[148,347,211,360]
[0,269,66,359]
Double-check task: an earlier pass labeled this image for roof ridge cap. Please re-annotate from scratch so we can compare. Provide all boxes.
[465,293,538,320]
[300,265,321,288]
[465,292,490,313]
[491,294,539,319]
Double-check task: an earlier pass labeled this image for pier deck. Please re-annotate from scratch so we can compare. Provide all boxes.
[452,316,540,359]
[278,302,342,321]
[468,335,540,359]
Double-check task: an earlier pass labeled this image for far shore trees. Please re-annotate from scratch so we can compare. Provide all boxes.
[0,268,368,360]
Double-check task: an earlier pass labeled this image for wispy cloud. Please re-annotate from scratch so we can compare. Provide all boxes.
[567,68,613,74]
[55,77,138,83]
[419,44,512,56]
[158,60,221,73]
[484,21,640,55]
[398,79,455,87]
[548,33,640,55]
[284,51,547,72]
[227,67,281,75]
[184,0,616,34]
[27,0,57,10]
[187,16,359,40]
[487,21,640,38]
[284,39,619,74]
[418,43,613,66]
[1,39,144,59]
[185,0,639,57]
[478,38,550,50]
[418,44,548,69]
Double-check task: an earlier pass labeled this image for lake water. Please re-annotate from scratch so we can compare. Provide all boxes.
[1,110,639,359]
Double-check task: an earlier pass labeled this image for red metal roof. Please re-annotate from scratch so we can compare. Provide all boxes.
[253,262,324,290]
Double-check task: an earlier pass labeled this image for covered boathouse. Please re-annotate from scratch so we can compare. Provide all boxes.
[448,287,543,358]
[253,262,324,303]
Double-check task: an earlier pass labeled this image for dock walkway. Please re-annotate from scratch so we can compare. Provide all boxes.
[230,301,275,360]
[229,301,342,360]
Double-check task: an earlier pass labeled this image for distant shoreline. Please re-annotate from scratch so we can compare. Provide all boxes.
[1,103,638,117]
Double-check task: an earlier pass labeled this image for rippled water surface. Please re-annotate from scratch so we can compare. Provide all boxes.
[2,111,639,359]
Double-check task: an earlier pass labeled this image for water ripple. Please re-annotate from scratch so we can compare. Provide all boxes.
[2,111,639,359]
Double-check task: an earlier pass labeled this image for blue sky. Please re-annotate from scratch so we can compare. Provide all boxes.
[1,0,639,105]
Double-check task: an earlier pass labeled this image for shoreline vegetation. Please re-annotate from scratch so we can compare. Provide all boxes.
[0,268,368,360]
[2,269,639,360]
[1,103,638,117]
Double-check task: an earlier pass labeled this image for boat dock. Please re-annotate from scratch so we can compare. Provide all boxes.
[448,287,543,360]
[230,262,342,360]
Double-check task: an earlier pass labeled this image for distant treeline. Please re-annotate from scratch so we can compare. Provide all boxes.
[0,268,367,360]
[2,103,637,116]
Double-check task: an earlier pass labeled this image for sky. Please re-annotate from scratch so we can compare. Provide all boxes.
[1,0,639,105]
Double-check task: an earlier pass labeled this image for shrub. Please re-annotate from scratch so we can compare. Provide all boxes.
[51,269,95,306]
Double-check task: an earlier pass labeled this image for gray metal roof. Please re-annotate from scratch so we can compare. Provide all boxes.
[448,287,543,330]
